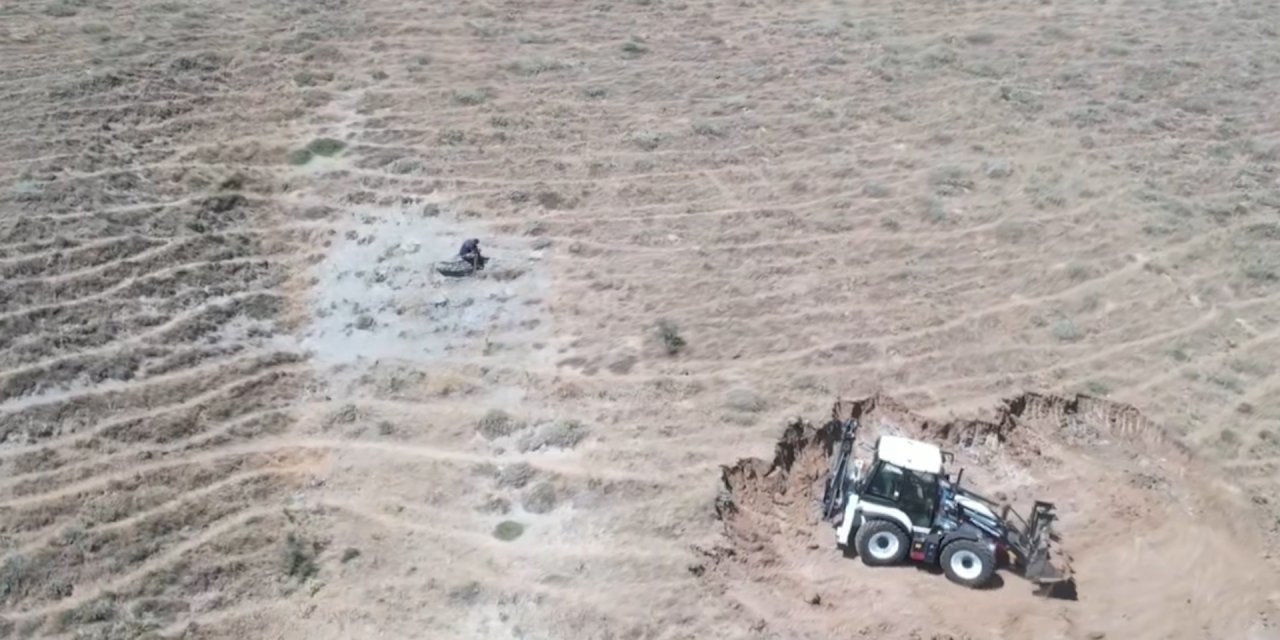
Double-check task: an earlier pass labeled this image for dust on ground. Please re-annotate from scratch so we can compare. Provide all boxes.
[298,200,552,371]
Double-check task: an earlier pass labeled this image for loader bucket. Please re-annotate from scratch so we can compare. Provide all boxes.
[1002,501,1076,599]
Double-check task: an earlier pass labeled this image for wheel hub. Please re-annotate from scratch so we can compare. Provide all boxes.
[868,531,900,559]
[949,549,984,581]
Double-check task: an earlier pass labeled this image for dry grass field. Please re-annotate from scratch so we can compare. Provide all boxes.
[2,0,1280,637]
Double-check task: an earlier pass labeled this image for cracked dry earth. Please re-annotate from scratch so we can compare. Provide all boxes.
[2,0,1280,638]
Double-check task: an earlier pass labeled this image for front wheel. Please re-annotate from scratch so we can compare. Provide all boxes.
[941,540,997,588]
[854,520,909,566]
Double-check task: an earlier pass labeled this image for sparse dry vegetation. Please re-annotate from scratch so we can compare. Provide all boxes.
[282,532,320,583]
[521,482,558,514]
[504,57,572,76]
[1052,319,1085,343]
[655,319,686,355]
[4,0,1280,637]
[476,409,525,439]
[43,1,80,17]
[620,38,649,56]
[518,420,589,452]
[626,130,664,150]
[452,88,493,106]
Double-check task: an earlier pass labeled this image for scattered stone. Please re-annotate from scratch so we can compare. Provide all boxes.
[340,548,361,563]
[806,592,821,605]
[355,315,375,330]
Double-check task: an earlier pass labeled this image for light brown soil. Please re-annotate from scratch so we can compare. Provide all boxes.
[708,393,1278,639]
[3,0,1280,637]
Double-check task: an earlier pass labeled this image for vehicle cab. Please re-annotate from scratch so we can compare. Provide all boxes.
[835,435,945,546]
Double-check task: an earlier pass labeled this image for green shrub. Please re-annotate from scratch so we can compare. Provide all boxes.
[493,521,525,541]
[307,137,345,157]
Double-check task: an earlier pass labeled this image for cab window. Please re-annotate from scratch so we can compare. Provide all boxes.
[863,461,939,527]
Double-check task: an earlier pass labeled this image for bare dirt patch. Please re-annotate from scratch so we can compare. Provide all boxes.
[701,393,1278,639]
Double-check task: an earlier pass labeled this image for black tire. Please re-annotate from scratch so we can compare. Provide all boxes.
[854,520,909,567]
[435,260,475,278]
[941,540,997,588]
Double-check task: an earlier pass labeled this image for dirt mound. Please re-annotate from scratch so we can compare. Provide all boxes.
[697,394,1278,640]
[711,417,835,570]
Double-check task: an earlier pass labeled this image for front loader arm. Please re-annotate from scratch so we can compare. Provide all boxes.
[953,488,1073,594]
[821,417,859,522]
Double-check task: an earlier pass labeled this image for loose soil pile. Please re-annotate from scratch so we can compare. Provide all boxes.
[698,394,1278,640]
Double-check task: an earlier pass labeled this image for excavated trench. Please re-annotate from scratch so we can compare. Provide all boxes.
[697,393,1277,640]
[709,393,1183,568]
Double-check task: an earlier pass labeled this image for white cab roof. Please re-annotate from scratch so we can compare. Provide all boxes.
[876,435,943,474]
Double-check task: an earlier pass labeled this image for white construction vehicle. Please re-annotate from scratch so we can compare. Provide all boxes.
[820,404,1073,593]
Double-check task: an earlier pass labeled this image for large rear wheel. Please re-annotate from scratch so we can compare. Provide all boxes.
[941,540,997,588]
[854,520,909,566]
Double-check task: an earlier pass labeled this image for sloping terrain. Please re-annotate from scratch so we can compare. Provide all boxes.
[2,0,1280,637]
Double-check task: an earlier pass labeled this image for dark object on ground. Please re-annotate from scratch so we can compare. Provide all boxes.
[436,256,490,278]
[437,238,489,277]
[459,238,485,270]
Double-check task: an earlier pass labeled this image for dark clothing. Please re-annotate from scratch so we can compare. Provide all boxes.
[458,238,483,270]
